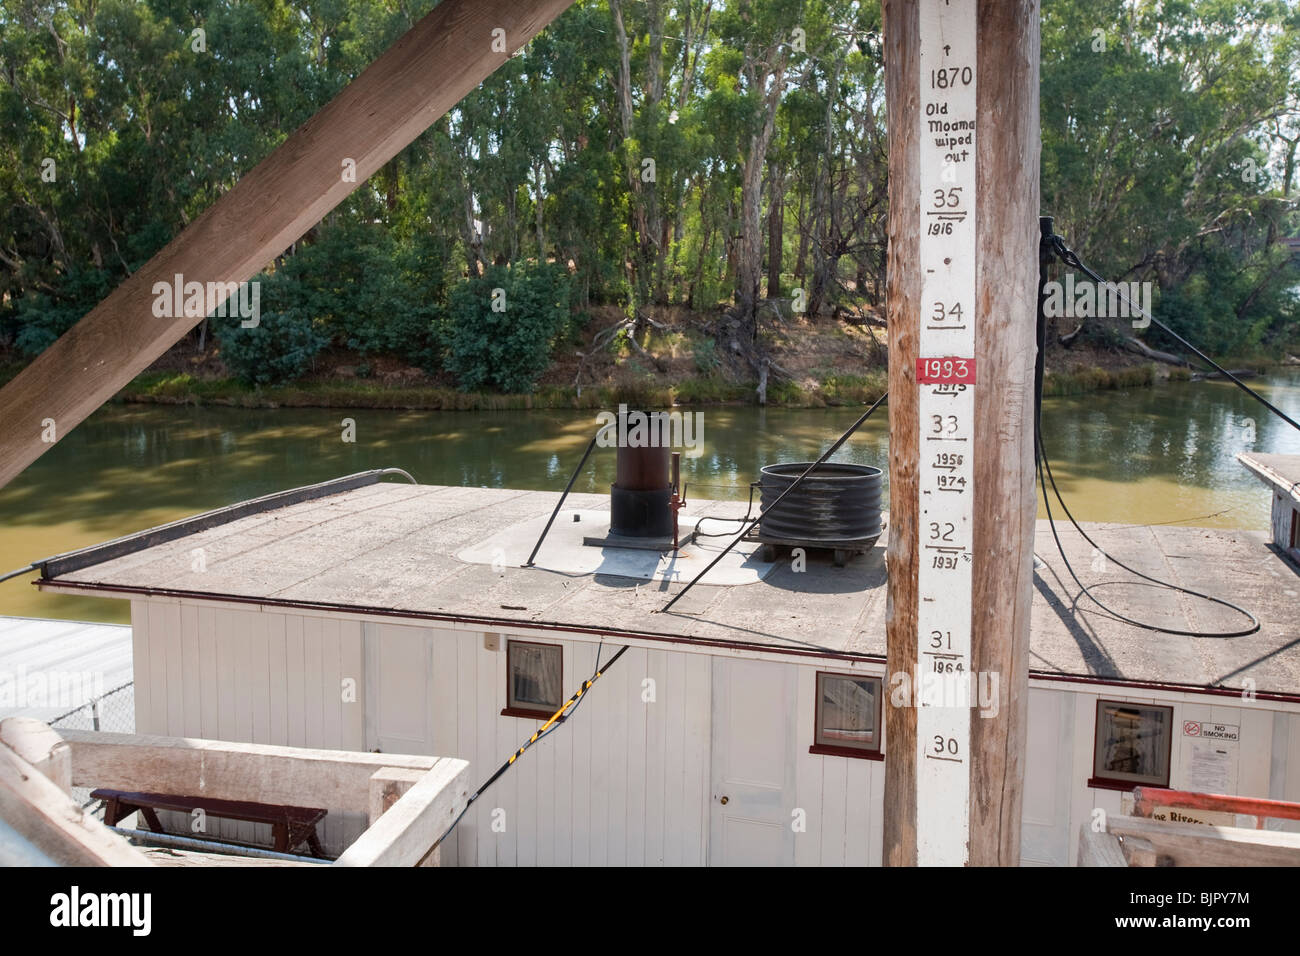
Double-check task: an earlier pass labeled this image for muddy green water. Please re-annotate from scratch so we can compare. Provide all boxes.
[3,371,1299,624]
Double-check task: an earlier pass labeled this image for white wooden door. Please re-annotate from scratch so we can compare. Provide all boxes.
[363,622,435,755]
[709,657,797,866]
[1020,687,1074,865]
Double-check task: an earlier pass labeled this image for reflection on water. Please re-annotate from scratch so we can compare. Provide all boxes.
[2,371,1298,623]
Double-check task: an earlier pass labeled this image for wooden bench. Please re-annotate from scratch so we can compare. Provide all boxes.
[91,788,328,858]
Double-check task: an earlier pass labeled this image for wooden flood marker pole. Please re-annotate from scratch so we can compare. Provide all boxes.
[882,0,1040,866]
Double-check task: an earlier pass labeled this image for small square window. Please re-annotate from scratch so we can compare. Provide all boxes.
[810,672,883,759]
[1088,700,1173,791]
[503,640,563,719]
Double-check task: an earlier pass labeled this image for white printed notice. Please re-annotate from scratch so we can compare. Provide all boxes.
[1186,741,1235,794]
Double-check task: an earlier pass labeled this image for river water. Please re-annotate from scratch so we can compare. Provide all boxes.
[3,371,1299,623]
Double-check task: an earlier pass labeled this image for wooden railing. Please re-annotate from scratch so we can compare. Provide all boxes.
[1132,786,1300,829]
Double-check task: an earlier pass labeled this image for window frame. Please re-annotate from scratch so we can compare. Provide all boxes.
[501,639,564,720]
[809,671,884,761]
[1087,699,1174,792]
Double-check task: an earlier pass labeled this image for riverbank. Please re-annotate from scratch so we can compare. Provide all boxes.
[0,307,1288,411]
[0,354,1255,412]
[108,361,1190,410]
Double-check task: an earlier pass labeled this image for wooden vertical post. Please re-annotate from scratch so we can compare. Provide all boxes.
[882,0,1040,866]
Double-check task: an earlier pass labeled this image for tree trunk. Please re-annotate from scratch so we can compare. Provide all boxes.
[533,161,546,258]
[735,51,789,322]
[767,159,785,299]
[794,191,809,283]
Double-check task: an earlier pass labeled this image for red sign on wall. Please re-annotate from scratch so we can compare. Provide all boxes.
[916,356,976,385]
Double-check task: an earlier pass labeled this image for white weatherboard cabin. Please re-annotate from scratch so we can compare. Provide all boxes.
[28,467,1300,866]
[1240,452,1300,564]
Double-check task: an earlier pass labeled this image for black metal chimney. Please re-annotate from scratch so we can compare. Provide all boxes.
[610,414,673,538]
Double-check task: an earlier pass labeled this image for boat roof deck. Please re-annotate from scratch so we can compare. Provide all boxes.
[32,482,1300,696]
[0,616,133,721]
[1239,452,1300,503]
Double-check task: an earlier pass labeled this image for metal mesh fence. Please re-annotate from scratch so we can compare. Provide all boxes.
[49,681,134,734]
[49,682,134,808]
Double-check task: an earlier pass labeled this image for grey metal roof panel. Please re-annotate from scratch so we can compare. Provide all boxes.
[32,482,1300,696]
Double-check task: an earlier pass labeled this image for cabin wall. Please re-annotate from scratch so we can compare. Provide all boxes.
[130,599,368,856]
[1025,684,1300,865]
[367,622,881,865]
[792,664,884,865]
[130,598,1300,866]
[130,600,882,865]
[373,622,715,866]
[1272,491,1296,551]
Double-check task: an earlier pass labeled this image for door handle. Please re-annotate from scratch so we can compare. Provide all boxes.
[720,796,729,805]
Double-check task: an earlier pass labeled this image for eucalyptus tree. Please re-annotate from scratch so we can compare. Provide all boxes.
[1040,0,1299,353]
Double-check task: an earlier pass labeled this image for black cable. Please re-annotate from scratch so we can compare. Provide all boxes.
[1037,433,1259,637]
[523,430,600,568]
[433,641,627,849]
[1035,218,1261,638]
[1049,234,1300,434]
[692,482,760,538]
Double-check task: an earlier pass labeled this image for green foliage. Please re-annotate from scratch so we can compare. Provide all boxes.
[10,265,113,356]
[215,302,329,387]
[1149,247,1300,357]
[1040,0,1300,357]
[1,0,1297,396]
[443,263,574,393]
[211,223,444,384]
[692,336,720,373]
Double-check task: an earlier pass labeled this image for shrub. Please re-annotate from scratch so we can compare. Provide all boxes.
[443,263,573,393]
[214,224,445,384]
[12,265,114,356]
[692,336,720,373]
[216,305,330,386]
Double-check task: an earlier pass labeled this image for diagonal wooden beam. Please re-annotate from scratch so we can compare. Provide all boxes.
[0,0,574,490]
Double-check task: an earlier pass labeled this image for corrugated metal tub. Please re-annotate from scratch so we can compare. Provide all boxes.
[755,462,883,566]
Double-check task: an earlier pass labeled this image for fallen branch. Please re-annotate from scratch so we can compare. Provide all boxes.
[1058,323,1084,348]
[625,326,669,372]
[1123,335,1187,367]
[635,310,671,332]
[573,319,629,395]
[1192,368,1258,381]
[573,317,669,395]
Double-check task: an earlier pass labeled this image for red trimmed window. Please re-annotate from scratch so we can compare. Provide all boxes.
[1088,700,1173,791]
[502,640,562,720]
[811,672,883,760]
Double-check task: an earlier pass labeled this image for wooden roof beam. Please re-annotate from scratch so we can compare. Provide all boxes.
[0,0,575,490]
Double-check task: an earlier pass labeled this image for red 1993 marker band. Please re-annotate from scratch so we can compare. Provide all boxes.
[916,356,977,385]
